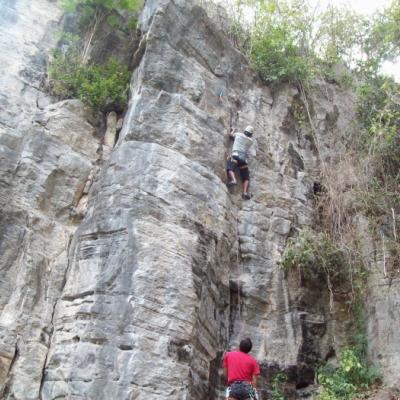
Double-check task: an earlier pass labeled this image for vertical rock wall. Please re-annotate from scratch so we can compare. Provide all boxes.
[39,0,357,398]
[0,0,399,399]
[0,1,72,398]
[0,0,128,398]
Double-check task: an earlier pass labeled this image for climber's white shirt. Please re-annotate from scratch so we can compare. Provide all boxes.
[232,132,253,155]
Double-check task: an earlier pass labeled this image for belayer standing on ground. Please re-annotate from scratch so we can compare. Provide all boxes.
[226,125,254,200]
[222,338,260,400]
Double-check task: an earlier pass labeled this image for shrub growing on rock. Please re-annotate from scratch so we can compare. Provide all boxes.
[49,35,131,113]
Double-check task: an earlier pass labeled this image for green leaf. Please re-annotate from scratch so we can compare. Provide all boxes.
[107,14,119,26]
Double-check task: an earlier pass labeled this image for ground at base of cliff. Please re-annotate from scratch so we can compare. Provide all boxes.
[365,384,400,399]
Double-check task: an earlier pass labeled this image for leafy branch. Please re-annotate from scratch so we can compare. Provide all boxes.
[61,0,141,63]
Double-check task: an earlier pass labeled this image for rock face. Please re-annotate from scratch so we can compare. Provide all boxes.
[0,0,114,398]
[0,0,399,399]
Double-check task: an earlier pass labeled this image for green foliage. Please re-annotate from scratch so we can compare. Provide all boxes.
[351,302,368,360]
[349,74,400,245]
[250,26,311,82]
[318,6,368,68]
[107,14,119,26]
[49,36,130,113]
[228,0,400,84]
[246,0,315,82]
[81,5,95,23]
[355,76,400,177]
[291,99,307,129]
[49,0,139,111]
[61,0,141,13]
[271,373,286,400]
[60,0,141,62]
[60,0,81,12]
[317,348,380,400]
[119,16,138,36]
[361,0,400,68]
[280,230,350,287]
[316,300,380,400]
[356,76,400,133]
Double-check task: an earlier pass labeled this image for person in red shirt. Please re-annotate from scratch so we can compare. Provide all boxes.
[222,338,260,400]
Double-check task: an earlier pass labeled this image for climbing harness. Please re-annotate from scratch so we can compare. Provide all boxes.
[225,382,258,400]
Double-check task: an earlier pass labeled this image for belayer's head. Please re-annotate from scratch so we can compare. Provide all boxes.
[239,338,253,353]
[244,125,254,137]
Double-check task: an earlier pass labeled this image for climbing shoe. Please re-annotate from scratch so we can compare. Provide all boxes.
[226,181,237,187]
[242,192,250,200]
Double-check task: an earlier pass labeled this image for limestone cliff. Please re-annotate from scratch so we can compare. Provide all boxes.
[0,0,399,399]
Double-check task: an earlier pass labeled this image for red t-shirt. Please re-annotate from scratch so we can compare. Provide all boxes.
[222,351,260,385]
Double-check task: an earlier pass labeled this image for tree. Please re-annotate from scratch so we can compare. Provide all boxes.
[227,0,400,84]
[246,0,316,82]
[61,0,141,63]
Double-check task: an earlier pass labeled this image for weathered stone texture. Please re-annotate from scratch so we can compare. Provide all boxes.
[40,0,358,398]
[0,0,399,399]
[0,1,105,399]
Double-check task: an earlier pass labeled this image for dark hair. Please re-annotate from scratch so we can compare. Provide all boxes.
[239,338,252,353]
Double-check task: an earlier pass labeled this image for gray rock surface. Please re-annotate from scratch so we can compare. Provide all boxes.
[0,0,399,399]
[0,1,104,398]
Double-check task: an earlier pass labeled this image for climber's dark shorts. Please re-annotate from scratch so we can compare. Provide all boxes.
[227,154,250,182]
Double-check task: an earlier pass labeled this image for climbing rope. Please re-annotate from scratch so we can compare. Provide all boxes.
[222,185,251,398]
[233,184,241,327]
[226,119,243,337]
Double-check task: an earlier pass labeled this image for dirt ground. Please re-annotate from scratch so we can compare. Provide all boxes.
[365,385,400,400]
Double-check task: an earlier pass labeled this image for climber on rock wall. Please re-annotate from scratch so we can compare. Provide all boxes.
[222,338,260,400]
[226,125,254,200]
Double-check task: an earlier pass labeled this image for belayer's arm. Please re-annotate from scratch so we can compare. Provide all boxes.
[252,374,258,389]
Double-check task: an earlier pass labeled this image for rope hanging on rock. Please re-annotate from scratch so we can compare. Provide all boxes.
[233,185,242,330]
[226,119,243,339]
